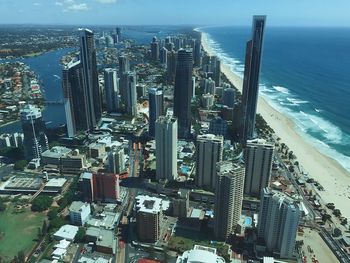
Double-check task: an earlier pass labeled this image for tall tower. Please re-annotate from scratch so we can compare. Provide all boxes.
[124,71,137,116]
[195,134,223,190]
[166,50,177,84]
[62,60,88,137]
[258,188,300,259]
[116,27,121,42]
[104,68,119,113]
[151,36,159,61]
[108,147,125,174]
[240,16,266,144]
[20,104,48,160]
[174,49,193,139]
[148,87,164,137]
[244,138,274,197]
[155,116,178,181]
[214,162,245,240]
[79,28,102,128]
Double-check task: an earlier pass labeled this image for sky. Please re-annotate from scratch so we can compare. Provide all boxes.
[0,0,350,27]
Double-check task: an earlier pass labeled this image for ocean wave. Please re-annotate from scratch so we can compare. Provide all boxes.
[273,85,290,94]
[286,97,308,104]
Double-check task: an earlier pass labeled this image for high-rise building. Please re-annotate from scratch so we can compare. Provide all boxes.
[195,134,223,190]
[214,162,245,240]
[258,188,300,259]
[244,138,274,197]
[148,87,164,137]
[240,16,266,144]
[223,87,235,108]
[151,36,159,61]
[160,47,168,65]
[194,38,202,67]
[62,60,88,137]
[212,56,221,87]
[116,27,121,42]
[124,71,137,116]
[79,29,102,128]
[118,55,130,78]
[166,50,177,84]
[20,104,48,160]
[108,147,125,174]
[155,116,178,181]
[104,68,119,113]
[209,117,228,138]
[174,49,193,138]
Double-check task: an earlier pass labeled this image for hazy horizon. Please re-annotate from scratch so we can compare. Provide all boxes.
[1,0,350,27]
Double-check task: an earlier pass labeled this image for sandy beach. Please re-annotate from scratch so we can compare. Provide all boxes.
[201,33,350,220]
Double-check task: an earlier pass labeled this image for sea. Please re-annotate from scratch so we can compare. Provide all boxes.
[1,26,350,173]
[199,26,350,172]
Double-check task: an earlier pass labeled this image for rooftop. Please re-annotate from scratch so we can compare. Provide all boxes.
[69,201,90,213]
[45,178,67,188]
[176,245,225,263]
[42,146,72,159]
[54,225,79,241]
[135,195,170,214]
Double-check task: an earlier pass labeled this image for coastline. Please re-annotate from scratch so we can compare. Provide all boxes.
[200,32,350,219]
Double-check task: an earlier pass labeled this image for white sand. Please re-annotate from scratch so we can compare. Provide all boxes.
[201,33,350,219]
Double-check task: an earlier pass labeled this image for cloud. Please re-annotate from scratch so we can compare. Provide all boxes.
[66,3,89,11]
[33,2,41,6]
[96,0,117,3]
[55,1,63,6]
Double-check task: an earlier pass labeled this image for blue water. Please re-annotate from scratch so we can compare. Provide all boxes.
[0,48,75,133]
[200,26,350,171]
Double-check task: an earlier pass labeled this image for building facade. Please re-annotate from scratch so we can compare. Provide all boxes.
[104,68,119,113]
[155,116,178,181]
[214,162,245,240]
[195,134,223,190]
[244,138,274,197]
[148,87,164,137]
[258,188,300,259]
[69,201,91,226]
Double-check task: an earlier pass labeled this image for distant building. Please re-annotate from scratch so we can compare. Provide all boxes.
[214,162,245,240]
[176,245,225,263]
[151,36,159,61]
[196,134,223,190]
[69,201,91,226]
[118,55,129,78]
[209,117,228,138]
[223,87,235,108]
[201,93,214,109]
[244,139,274,197]
[135,195,170,243]
[166,50,177,84]
[20,104,48,160]
[160,47,168,65]
[108,147,125,174]
[258,188,300,259]
[155,116,178,181]
[194,37,202,67]
[124,71,137,116]
[174,49,193,138]
[104,68,119,113]
[148,87,164,137]
[240,16,266,144]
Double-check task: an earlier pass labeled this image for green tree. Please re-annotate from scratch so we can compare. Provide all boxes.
[75,227,86,243]
[17,251,25,263]
[31,195,53,212]
[13,160,28,171]
[48,207,60,220]
[0,200,6,212]
[42,220,48,236]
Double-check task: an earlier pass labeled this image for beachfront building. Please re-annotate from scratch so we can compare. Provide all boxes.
[214,162,245,240]
[244,138,274,197]
[20,104,49,160]
[240,16,266,144]
[195,134,223,190]
[155,115,178,181]
[258,188,300,259]
[174,48,193,139]
[148,87,164,137]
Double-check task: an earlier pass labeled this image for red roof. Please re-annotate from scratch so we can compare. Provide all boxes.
[138,259,161,263]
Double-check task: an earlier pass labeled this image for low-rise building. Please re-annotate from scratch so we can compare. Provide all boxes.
[53,225,79,241]
[86,227,116,254]
[176,245,225,263]
[69,201,91,226]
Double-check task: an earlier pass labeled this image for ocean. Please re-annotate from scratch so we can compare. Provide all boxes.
[200,26,350,172]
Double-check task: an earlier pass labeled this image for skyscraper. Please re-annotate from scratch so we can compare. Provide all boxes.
[214,162,245,240]
[151,36,159,61]
[155,116,178,181]
[258,188,300,259]
[148,87,164,137]
[124,71,137,116]
[195,134,223,190]
[240,16,266,144]
[20,104,48,160]
[166,50,177,84]
[118,55,130,78]
[174,49,193,139]
[116,27,121,42]
[108,147,125,174]
[244,138,274,197]
[104,68,119,113]
[194,38,202,67]
[223,87,235,108]
[79,28,102,128]
[160,47,168,65]
[62,60,88,137]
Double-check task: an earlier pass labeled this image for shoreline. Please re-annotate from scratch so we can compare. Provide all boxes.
[200,31,350,219]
